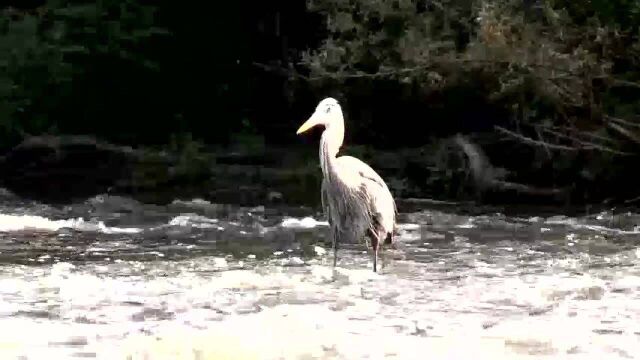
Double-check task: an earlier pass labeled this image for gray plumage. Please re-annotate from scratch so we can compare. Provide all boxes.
[296,97,396,272]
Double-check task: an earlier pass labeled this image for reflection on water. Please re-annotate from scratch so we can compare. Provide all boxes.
[0,191,639,359]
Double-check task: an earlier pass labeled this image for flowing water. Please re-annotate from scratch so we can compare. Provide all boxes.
[0,188,639,359]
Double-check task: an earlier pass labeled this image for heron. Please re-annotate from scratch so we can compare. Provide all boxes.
[296,97,397,272]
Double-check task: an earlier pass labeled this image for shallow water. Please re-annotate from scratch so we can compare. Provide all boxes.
[0,190,639,359]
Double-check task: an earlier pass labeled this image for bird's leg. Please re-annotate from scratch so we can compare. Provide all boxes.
[367,229,380,272]
[332,226,338,267]
[380,233,392,270]
[332,229,338,267]
[379,240,386,271]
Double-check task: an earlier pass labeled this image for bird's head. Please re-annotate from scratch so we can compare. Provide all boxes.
[296,97,342,135]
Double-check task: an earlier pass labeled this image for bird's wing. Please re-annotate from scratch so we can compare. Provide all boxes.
[335,156,388,189]
[336,156,397,216]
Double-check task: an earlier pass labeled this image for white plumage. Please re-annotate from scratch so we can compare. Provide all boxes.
[297,97,397,272]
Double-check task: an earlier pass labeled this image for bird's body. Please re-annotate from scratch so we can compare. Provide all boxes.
[297,97,396,272]
[320,156,395,244]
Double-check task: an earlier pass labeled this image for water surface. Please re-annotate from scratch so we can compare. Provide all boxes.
[0,190,639,359]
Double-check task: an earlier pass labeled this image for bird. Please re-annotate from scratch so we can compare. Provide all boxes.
[296,97,397,272]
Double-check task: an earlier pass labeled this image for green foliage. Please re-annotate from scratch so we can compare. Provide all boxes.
[0,1,171,149]
[303,0,473,77]
[168,133,212,182]
[303,0,640,153]
[551,0,640,30]
[0,12,65,144]
[297,0,640,203]
[0,1,250,150]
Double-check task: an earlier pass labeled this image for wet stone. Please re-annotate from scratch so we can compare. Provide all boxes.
[256,293,281,307]
[505,339,557,356]
[48,336,88,346]
[130,308,175,322]
[235,304,262,315]
[74,316,96,324]
[72,352,97,358]
[329,300,354,311]
[528,305,554,316]
[575,286,605,300]
[482,321,498,329]
[279,291,327,305]
[593,329,625,335]
[566,346,582,354]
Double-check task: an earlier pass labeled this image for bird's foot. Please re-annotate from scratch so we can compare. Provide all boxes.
[379,248,387,271]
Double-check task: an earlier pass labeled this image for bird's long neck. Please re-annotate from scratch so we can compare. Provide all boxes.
[320,117,345,183]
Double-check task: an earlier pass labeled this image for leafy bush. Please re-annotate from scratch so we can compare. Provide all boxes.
[302,0,640,153]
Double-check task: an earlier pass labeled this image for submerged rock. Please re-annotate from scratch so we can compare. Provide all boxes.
[0,134,322,207]
[0,135,140,204]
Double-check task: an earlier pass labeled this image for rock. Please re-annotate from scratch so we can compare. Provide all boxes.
[267,191,283,202]
[0,134,217,205]
[0,135,141,204]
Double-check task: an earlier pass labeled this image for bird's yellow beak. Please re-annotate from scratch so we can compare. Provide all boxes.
[296,112,322,135]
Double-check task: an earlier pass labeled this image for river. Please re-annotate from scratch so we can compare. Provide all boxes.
[0,189,638,359]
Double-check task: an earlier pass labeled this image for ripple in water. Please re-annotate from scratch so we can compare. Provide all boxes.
[0,192,638,359]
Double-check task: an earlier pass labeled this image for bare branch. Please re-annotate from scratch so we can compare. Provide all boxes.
[624,195,640,204]
[605,114,640,129]
[495,126,577,151]
[611,79,640,90]
[540,126,632,156]
[557,127,618,145]
[278,58,591,82]
[251,62,310,81]
[607,122,640,145]
[454,134,565,197]
[307,66,429,81]
[535,126,552,158]
[492,180,564,196]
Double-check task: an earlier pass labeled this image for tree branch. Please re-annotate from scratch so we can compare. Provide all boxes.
[253,57,589,83]
[495,126,577,151]
[540,126,632,156]
[607,122,640,145]
[611,79,640,90]
[605,114,640,129]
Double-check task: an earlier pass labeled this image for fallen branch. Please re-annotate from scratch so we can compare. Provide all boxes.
[624,195,640,204]
[555,126,618,145]
[611,79,640,90]
[492,180,564,196]
[454,134,564,197]
[540,126,631,156]
[401,197,466,206]
[606,122,640,145]
[453,134,495,189]
[495,126,577,151]
[535,126,552,159]
[605,114,640,129]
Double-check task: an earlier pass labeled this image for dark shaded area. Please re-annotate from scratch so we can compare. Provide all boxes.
[0,1,639,210]
[0,135,134,202]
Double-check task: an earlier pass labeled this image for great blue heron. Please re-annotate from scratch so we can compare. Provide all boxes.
[296,97,396,272]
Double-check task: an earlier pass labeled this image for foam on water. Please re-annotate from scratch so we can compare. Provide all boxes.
[167,214,223,229]
[280,216,328,229]
[0,191,639,359]
[1,254,638,360]
[0,213,142,234]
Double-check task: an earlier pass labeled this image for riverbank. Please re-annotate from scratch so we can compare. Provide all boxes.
[0,134,637,216]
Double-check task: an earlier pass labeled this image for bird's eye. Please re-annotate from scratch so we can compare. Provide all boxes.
[325,106,331,114]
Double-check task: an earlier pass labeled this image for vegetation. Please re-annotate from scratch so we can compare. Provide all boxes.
[301,0,640,146]
[0,0,639,205]
[0,1,249,150]
[297,0,640,203]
